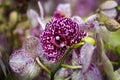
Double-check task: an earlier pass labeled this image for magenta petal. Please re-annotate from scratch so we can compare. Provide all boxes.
[40,18,86,62]
[80,43,95,73]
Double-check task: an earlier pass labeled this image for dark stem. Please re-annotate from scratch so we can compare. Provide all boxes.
[10,13,19,54]
[50,47,73,80]
[50,42,84,80]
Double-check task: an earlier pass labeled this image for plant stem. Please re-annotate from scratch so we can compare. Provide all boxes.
[50,47,72,80]
[10,13,19,54]
[50,42,84,80]
[36,57,51,74]
[61,64,82,69]
[111,61,119,65]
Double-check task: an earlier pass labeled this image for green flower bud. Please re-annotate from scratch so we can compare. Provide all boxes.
[98,12,120,31]
[9,11,18,26]
[82,37,96,45]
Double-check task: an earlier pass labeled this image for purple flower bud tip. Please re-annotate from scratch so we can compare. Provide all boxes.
[40,18,86,62]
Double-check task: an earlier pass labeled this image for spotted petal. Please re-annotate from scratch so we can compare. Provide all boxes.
[80,43,95,73]
[9,49,40,79]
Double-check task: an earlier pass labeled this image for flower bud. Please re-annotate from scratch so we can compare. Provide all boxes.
[100,0,118,10]
[99,0,118,18]
[9,11,18,26]
[98,12,120,31]
[104,18,120,31]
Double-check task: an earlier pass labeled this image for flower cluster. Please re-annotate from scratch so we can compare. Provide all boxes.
[9,1,103,80]
[0,0,120,80]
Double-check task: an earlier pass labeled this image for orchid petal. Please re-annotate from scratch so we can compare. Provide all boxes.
[9,49,40,79]
[22,36,43,59]
[38,1,44,20]
[72,64,102,80]
[27,9,39,27]
[84,14,99,30]
[80,43,95,73]
[54,3,71,18]
[85,64,102,80]
[71,16,83,24]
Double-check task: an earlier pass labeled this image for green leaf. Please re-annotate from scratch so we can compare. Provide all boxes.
[115,46,120,66]
[5,73,18,80]
[117,6,120,11]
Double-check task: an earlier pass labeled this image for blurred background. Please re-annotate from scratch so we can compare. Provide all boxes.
[0,0,120,80]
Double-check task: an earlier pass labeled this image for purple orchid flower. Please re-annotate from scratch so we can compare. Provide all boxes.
[40,17,86,62]
[39,3,99,62]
